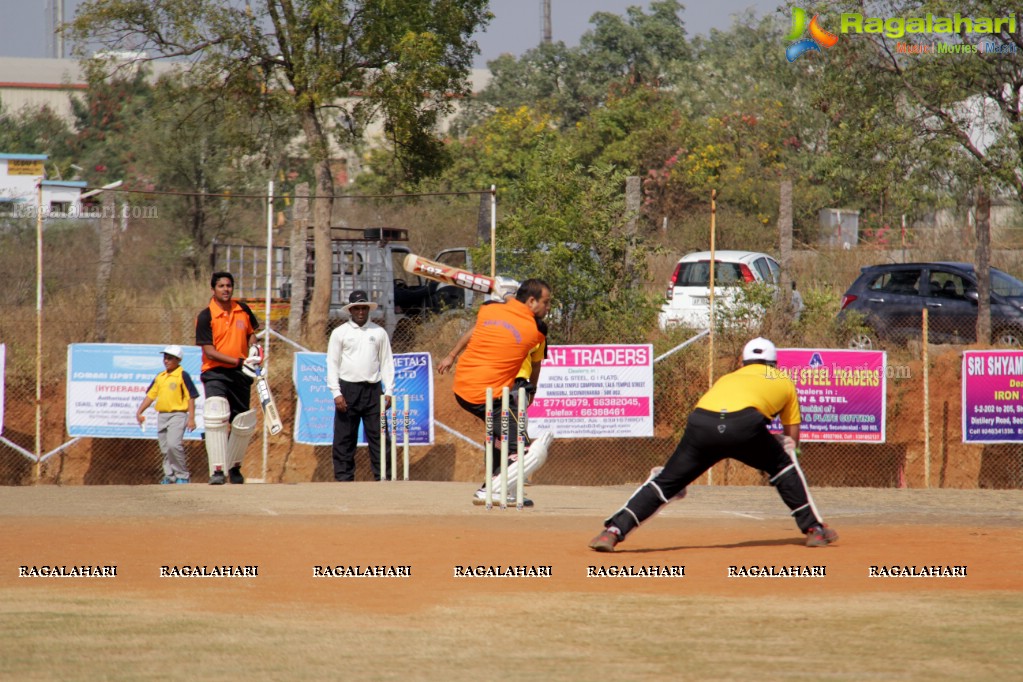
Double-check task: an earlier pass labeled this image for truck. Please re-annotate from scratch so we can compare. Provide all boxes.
[212,227,477,336]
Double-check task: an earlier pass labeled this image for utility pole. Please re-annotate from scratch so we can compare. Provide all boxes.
[50,0,65,59]
[542,0,552,44]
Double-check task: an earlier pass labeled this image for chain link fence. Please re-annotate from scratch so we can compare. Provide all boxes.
[1,207,1021,489]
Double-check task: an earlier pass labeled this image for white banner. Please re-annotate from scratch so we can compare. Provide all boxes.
[529,344,654,438]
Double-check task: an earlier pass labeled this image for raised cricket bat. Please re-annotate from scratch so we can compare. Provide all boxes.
[403,253,497,294]
[255,372,284,435]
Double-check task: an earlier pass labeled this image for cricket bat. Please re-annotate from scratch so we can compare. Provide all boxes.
[403,253,497,294]
[255,372,284,435]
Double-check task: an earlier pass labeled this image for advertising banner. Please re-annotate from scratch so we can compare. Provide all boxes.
[962,350,1023,443]
[66,343,206,439]
[293,352,434,446]
[529,344,654,439]
[771,349,887,443]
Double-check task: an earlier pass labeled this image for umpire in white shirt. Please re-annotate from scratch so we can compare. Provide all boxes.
[325,290,396,481]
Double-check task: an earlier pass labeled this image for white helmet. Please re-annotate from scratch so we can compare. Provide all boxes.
[742,337,777,364]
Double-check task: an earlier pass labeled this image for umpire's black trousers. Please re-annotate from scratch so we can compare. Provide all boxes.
[605,407,823,537]
[332,379,393,481]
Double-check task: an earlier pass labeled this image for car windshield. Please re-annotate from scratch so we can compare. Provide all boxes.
[676,261,745,286]
[992,269,1023,299]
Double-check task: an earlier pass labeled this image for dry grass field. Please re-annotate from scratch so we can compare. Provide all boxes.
[1,483,1020,681]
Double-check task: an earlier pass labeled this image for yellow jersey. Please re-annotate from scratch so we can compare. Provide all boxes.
[695,363,801,425]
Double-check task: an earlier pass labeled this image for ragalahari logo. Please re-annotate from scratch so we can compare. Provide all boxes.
[786,7,839,62]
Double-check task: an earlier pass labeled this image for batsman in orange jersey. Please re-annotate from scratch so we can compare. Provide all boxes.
[451,278,554,508]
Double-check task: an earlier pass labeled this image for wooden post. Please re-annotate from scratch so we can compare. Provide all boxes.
[923,307,930,489]
[778,180,793,304]
[707,189,716,487]
[708,189,717,389]
[624,176,641,289]
[94,191,116,342]
[287,183,309,339]
[975,183,992,344]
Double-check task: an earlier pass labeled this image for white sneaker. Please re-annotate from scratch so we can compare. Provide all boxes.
[472,487,534,507]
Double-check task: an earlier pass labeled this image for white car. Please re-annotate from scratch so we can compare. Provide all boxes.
[658,250,784,329]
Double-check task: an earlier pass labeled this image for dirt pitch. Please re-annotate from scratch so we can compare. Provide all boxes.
[1,483,1021,681]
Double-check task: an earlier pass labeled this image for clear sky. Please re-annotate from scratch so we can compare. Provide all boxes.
[0,1,782,66]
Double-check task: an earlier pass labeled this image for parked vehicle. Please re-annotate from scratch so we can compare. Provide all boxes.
[837,262,1023,348]
[213,228,476,336]
[658,250,785,329]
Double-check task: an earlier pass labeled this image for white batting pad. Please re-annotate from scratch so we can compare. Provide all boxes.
[226,409,258,469]
[203,397,230,476]
[493,430,553,486]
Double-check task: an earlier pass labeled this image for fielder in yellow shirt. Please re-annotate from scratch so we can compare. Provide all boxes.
[589,337,838,552]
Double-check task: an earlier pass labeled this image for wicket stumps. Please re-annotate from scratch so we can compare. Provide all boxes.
[516,386,526,510]
[484,388,494,510]
[483,386,528,511]
[379,394,411,481]
[402,394,410,481]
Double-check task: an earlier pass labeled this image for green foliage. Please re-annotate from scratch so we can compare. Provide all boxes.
[70,63,155,186]
[815,0,1023,210]
[130,76,286,274]
[463,0,689,130]
[482,153,661,344]
[0,97,76,178]
[712,281,779,333]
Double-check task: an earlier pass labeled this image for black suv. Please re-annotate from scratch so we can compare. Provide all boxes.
[837,262,1023,348]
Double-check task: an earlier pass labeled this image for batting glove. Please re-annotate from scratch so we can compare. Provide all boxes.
[241,346,263,378]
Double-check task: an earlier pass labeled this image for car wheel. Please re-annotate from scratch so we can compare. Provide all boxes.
[847,331,878,350]
[994,328,1023,347]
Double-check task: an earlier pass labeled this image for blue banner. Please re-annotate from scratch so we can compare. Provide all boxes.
[293,351,434,446]
[66,343,206,439]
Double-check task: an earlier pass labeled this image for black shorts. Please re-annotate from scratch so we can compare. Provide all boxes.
[201,367,253,420]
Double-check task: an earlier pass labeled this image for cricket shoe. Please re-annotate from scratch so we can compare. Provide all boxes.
[648,466,687,500]
[174,478,190,484]
[228,465,245,484]
[805,524,838,547]
[472,488,534,508]
[209,468,226,485]
[588,528,621,552]
[160,476,175,485]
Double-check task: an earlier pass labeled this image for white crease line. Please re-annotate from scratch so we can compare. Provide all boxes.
[725,511,764,520]
[262,508,279,516]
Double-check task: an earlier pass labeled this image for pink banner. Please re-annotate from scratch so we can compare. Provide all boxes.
[530,396,650,419]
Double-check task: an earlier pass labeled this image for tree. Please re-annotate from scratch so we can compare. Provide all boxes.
[69,62,155,187]
[815,0,1023,340]
[131,76,291,275]
[463,0,689,130]
[0,97,75,179]
[493,147,660,343]
[70,0,490,345]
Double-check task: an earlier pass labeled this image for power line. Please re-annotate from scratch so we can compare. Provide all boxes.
[81,186,495,200]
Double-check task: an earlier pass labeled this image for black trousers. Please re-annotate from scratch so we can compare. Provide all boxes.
[332,380,394,481]
[201,367,253,420]
[456,388,531,481]
[605,407,823,538]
